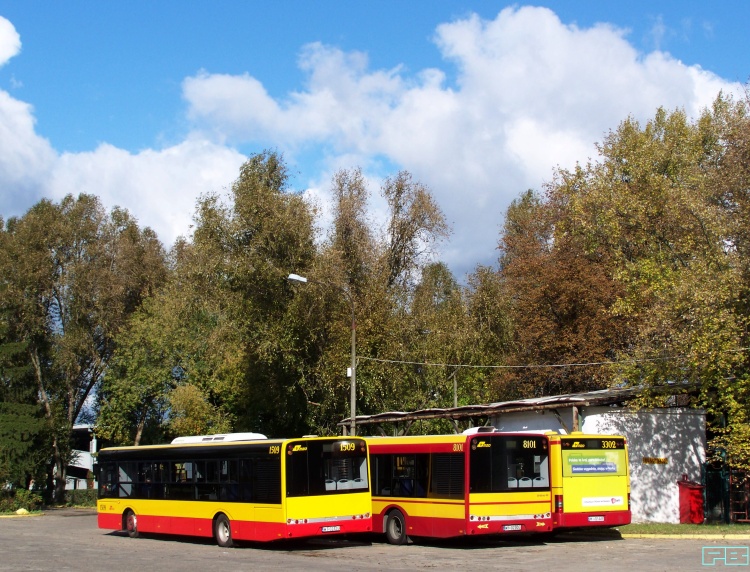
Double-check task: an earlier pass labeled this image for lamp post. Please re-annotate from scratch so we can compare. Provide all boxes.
[288,273,357,436]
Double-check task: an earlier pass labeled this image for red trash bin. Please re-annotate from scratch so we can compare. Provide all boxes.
[677,475,704,524]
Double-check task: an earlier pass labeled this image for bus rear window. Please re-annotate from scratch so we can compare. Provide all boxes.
[286,440,369,497]
[469,435,550,492]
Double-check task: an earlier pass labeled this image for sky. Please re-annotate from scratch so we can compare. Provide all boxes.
[0,2,748,280]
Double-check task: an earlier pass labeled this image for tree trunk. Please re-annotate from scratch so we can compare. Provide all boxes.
[31,346,67,503]
[54,444,66,503]
[134,409,146,446]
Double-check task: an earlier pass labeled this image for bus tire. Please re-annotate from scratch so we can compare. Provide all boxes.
[385,509,408,545]
[214,514,234,548]
[124,509,139,539]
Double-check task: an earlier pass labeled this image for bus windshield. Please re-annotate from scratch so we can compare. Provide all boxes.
[286,439,369,497]
[469,434,550,492]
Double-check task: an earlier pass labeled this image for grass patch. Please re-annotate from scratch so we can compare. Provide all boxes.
[619,522,750,535]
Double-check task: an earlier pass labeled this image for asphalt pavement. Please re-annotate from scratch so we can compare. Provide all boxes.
[1,508,749,571]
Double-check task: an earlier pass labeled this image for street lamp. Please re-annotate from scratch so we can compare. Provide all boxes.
[288,273,357,436]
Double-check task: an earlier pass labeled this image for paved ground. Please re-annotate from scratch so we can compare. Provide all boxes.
[1,509,749,571]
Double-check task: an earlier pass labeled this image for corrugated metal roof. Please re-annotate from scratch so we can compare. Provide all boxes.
[339,382,695,428]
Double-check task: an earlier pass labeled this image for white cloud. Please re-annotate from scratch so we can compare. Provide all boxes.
[0,18,57,217]
[0,8,744,277]
[0,80,245,244]
[49,139,246,245]
[0,91,56,217]
[0,69,245,243]
[183,6,742,277]
[0,17,20,66]
[0,16,245,242]
[183,71,282,143]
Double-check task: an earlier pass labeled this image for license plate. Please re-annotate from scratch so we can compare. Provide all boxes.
[321,525,341,533]
[588,516,605,522]
[503,524,522,531]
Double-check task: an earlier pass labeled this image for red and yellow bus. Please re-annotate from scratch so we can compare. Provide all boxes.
[548,432,631,529]
[366,430,553,544]
[96,433,372,546]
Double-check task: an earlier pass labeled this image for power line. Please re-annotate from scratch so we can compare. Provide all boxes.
[358,347,750,370]
[359,356,671,369]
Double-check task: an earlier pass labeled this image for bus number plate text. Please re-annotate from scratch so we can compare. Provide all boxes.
[588,516,605,522]
[321,525,341,533]
[503,524,522,531]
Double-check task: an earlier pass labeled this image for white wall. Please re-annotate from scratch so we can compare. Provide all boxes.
[490,407,706,523]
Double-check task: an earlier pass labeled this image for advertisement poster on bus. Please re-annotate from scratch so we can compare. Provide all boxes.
[562,450,627,478]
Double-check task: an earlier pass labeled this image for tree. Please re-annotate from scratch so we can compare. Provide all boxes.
[0,195,167,498]
[330,167,375,292]
[285,168,456,434]
[97,290,179,446]
[0,403,48,490]
[101,151,318,441]
[401,262,497,419]
[496,188,631,398]
[381,171,450,288]
[0,303,50,489]
[528,96,750,468]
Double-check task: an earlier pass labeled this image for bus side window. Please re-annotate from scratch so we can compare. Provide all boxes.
[415,454,428,497]
[219,460,239,502]
[169,462,193,500]
[373,455,393,496]
[118,462,136,498]
[393,455,416,497]
[239,459,253,502]
[99,463,119,498]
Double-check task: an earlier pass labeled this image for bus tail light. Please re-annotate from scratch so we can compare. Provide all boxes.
[555,495,564,513]
[627,493,631,510]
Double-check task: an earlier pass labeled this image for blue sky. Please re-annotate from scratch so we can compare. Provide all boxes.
[0,2,747,278]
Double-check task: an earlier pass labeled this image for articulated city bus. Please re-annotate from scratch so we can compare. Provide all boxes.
[548,433,631,529]
[96,433,372,546]
[366,430,553,544]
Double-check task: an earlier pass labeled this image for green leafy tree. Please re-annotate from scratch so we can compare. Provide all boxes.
[0,195,166,498]
[0,403,49,490]
[0,302,50,489]
[518,95,750,468]
[288,168,455,434]
[382,171,450,288]
[102,151,318,441]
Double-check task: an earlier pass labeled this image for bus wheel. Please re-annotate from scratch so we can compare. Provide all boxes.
[124,509,139,539]
[214,514,234,548]
[385,509,408,545]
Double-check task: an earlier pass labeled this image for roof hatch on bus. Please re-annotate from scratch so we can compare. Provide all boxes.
[170,432,267,444]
